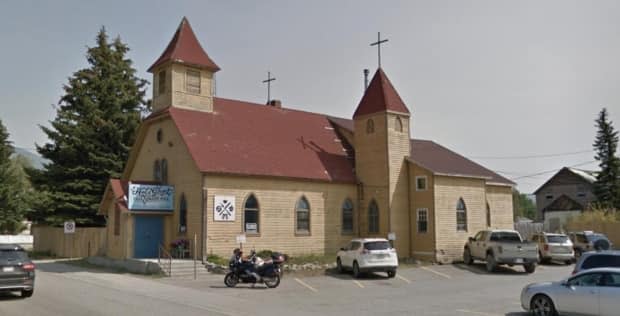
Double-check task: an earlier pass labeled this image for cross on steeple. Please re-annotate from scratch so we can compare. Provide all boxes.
[370,32,389,69]
[262,71,276,103]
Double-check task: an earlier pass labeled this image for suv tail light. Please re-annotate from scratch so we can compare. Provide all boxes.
[22,263,35,271]
[544,244,549,251]
[362,249,369,255]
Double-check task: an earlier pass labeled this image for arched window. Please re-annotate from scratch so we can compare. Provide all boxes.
[366,119,375,134]
[486,202,491,228]
[296,197,310,233]
[161,159,168,184]
[156,128,163,143]
[244,194,259,234]
[395,117,403,132]
[179,194,187,233]
[368,200,379,233]
[153,159,161,182]
[456,198,467,231]
[342,199,354,234]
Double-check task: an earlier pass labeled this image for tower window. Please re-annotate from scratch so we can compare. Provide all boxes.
[395,117,403,132]
[186,69,201,94]
[156,128,163,143]
[161,159,168,184]
[158,71,166,95]
[153,159,162,182]
[366,119,375,134]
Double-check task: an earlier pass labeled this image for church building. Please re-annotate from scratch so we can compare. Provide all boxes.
[98,18,514,263]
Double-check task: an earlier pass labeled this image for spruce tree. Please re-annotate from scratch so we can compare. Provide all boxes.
[0,120,30,233]
[592,108,620,209]
[29,28,148,226]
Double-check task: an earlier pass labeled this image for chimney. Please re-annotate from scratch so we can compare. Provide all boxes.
[363,69,369,91]
[268,99,282,108]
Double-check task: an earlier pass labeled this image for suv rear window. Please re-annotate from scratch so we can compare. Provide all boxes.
[0,249,28,261]
[547,235,569,243]
[489,232,522,243]
[364,241,391,251]
[582,254,620,270]
[586,234,608,242]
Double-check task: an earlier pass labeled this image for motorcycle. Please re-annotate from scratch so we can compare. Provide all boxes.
[224,251,286,288]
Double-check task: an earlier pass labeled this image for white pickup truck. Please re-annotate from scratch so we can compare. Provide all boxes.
[463,229,538,273]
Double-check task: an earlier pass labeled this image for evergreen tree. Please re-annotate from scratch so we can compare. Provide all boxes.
[29,28,148,226]
[0,120,31,233]
[592,108,620,209]
[512,189,536,220]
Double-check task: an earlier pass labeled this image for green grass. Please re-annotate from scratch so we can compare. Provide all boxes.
[286,253,335,265]
[206,254,229,266]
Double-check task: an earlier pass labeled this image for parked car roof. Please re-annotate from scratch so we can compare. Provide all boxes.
[0,244,24,251]
[350,238,390,243]
[574,267,620,275]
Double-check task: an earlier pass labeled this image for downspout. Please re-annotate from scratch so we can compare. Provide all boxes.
[201,178,206,263]
[406,162,412,258]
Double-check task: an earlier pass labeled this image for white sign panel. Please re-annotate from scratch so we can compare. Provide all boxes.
[236,234,246,244]
[64,221,76,234]
[245,223,258,233]
[214,196,236,221]
[387,232,396,241]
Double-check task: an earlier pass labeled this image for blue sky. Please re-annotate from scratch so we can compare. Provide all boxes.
[1,0,619,193]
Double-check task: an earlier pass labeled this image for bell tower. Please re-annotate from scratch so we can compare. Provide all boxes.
[353,68,411,254]
[148,17,220,113]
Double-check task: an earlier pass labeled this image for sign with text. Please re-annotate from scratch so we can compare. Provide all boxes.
[236,234,246,244]
[127,183,174,211]
[64,221,76,234]
[214,196,236,221]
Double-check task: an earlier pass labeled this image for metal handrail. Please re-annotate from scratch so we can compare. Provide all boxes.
[158,244,172,276]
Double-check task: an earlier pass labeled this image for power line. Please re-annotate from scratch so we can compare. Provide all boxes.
[470,149,593,160]
[509,161,597,181]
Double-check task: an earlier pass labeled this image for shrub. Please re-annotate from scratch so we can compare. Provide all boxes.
[206,254,228,266]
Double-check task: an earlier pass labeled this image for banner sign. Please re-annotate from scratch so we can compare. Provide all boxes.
[214,196,235,221]
[128,183,174,211]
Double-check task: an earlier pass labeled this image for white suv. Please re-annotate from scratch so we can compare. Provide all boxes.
[336,238,398,278]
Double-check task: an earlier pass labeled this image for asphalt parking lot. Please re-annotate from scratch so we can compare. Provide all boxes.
[0,260,574,316]
[157,261,574,316]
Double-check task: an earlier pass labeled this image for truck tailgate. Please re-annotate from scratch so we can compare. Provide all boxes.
[500,243,538,259]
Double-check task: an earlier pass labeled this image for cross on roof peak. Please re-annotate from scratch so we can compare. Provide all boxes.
[370,32,389,69]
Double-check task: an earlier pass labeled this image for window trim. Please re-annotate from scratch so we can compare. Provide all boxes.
[368,199,380,234]
[295,196,311,236]
[486,202,491,228]
[243,193,260,236]
[341,198,354,235]
[415,176,428,191]
[417,208,428,233]
[158,70,166,95]
[366,119,375,134]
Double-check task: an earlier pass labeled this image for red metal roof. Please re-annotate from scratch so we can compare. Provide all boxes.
[169,98,356,183]
[326,117,513,185]
[409,139,514,185]
[148,17,220,73]
[353,68,410,118]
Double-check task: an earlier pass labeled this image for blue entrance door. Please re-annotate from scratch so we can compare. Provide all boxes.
[134,215,164,258]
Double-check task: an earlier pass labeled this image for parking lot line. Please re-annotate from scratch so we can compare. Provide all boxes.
[396,274,411,284]
[352,280,365,288]
[455,309,501,316]
[294,277,318,293]
[421,266,452,279]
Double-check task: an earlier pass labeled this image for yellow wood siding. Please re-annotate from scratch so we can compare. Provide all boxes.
[486,185,514,229]
[204,175,357,257]
[433,176,486,263]
[409,162,436,260]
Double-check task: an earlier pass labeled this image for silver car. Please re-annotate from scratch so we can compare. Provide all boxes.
[531,232,574,265]
[521,267,620,316]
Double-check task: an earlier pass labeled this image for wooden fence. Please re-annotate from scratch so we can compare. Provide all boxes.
[32,226,106,258]
[565,221,620,248]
